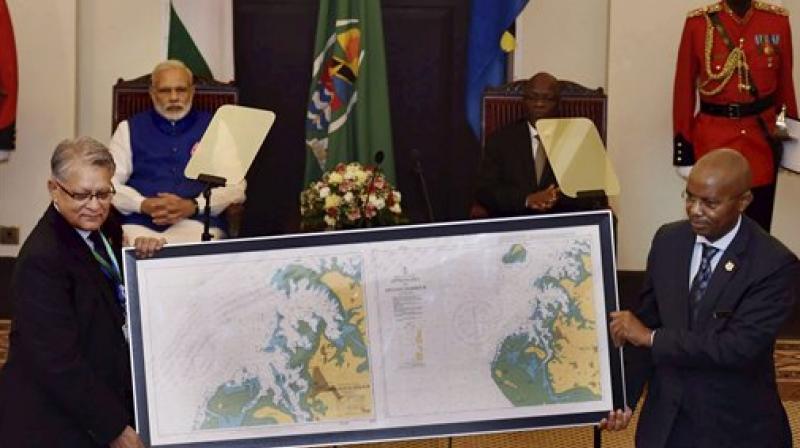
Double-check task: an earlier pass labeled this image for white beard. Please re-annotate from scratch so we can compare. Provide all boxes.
[155,100,193,122]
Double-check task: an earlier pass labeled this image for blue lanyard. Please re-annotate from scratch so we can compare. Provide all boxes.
[90,232,126,309]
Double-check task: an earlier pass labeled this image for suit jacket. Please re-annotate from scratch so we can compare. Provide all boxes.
[626,217,797,448]
[0,205,131,447]
[475,119,607,216]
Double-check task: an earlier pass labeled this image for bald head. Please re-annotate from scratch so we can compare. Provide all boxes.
[685,148,753,241]
[527,72,558,88]
[523,72,560,125]
[690,148,752,194]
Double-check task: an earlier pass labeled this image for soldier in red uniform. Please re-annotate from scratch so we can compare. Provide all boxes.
[673,0,797,231]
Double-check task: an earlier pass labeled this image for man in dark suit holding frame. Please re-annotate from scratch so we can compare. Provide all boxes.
[603,148,797,447]
[0,137,164,447]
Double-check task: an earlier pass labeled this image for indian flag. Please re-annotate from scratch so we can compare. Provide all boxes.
[167,0,234,81]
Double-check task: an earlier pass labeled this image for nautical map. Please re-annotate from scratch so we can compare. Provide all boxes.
[375,232,604,419]
[197,259,372,429]
[132,224,614,446]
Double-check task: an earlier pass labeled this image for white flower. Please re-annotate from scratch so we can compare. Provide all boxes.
[389,203,402,214]
[328,172,343,184]
[343,192,354,203]
[368,195,386,209]
[324,215,337,227]
[319,186,330,198]
[324,194,342,208]
[392,190,401,202]
[355,170,369,185]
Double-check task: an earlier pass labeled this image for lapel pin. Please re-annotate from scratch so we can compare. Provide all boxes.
[724,260,735,272]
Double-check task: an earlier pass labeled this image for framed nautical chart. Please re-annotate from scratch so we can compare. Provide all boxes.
[123,211,625,447]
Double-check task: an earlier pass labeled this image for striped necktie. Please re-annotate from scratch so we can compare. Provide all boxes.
[689,243,719,324]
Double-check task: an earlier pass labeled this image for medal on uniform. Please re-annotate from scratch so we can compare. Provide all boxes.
[756,35,775,68]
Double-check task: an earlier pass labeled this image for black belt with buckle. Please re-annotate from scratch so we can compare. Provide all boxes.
[700,95,774,118]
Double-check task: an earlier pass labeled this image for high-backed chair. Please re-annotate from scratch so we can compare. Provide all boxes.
[111,75,244,237]
[112,74,238,130]
[471,80,608,218]
[481,79,607,148]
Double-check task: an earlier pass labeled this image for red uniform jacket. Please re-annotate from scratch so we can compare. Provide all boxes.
[673,1,797,186]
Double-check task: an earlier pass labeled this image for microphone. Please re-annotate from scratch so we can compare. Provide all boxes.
[410,149,435,223]
[374,150,384,166]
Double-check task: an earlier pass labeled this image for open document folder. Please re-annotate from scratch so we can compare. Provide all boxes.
[184,105,276,183]
[535,117,620,198]
[781,118,800,173]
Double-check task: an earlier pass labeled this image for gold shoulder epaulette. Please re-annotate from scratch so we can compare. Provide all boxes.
[687,2,722,18]
[753,1,789,16]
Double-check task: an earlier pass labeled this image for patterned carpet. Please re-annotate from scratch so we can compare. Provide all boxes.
[776,339,800,401]
[0,322,798,446]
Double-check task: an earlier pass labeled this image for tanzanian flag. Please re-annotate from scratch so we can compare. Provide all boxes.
[0,0,17,152]
[304,0,395,186]
[465,0,529,137]
[167,0,234,81]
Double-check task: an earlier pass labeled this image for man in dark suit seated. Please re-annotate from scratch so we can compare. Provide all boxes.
[0,137,164,447]
[475,72,606,216]
[602,148,798,447]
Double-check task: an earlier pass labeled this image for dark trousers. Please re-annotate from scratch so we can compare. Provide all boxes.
[661,407,696,448]
[745,183,776,232]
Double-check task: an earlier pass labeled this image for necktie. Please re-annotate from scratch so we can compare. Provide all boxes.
[689,243,719,324]
[534,137,546,185]
[88,231,111,266]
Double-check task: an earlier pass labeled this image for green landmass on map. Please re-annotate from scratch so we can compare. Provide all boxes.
[198,259,373,430]
[492,242,602,406]
[502,244,527,264]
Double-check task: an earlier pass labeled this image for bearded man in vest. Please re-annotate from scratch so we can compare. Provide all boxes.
[109,60,245,242]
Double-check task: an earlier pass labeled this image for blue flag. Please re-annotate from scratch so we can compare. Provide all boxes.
[465,0,529,137]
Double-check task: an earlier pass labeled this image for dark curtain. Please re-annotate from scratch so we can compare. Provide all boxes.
[235,0,479,236]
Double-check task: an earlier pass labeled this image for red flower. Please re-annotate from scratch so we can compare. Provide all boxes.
[326,207,338,217]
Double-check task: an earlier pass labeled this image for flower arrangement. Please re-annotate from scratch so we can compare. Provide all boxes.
[300,162,406,231]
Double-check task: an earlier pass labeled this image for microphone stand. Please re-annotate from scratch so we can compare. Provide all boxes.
[197,173,227,241]
[411,149,435,223]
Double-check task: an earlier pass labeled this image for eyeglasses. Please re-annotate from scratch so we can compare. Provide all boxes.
[682,190,741,211]
[55,180,115,203]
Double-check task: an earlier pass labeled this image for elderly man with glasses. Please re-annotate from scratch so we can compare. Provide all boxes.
[0,137,164,447]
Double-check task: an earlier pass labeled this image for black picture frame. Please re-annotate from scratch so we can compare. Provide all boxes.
[123,210,625,447]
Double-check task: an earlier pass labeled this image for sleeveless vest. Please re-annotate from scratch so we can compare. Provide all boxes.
[124,108,224,232]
